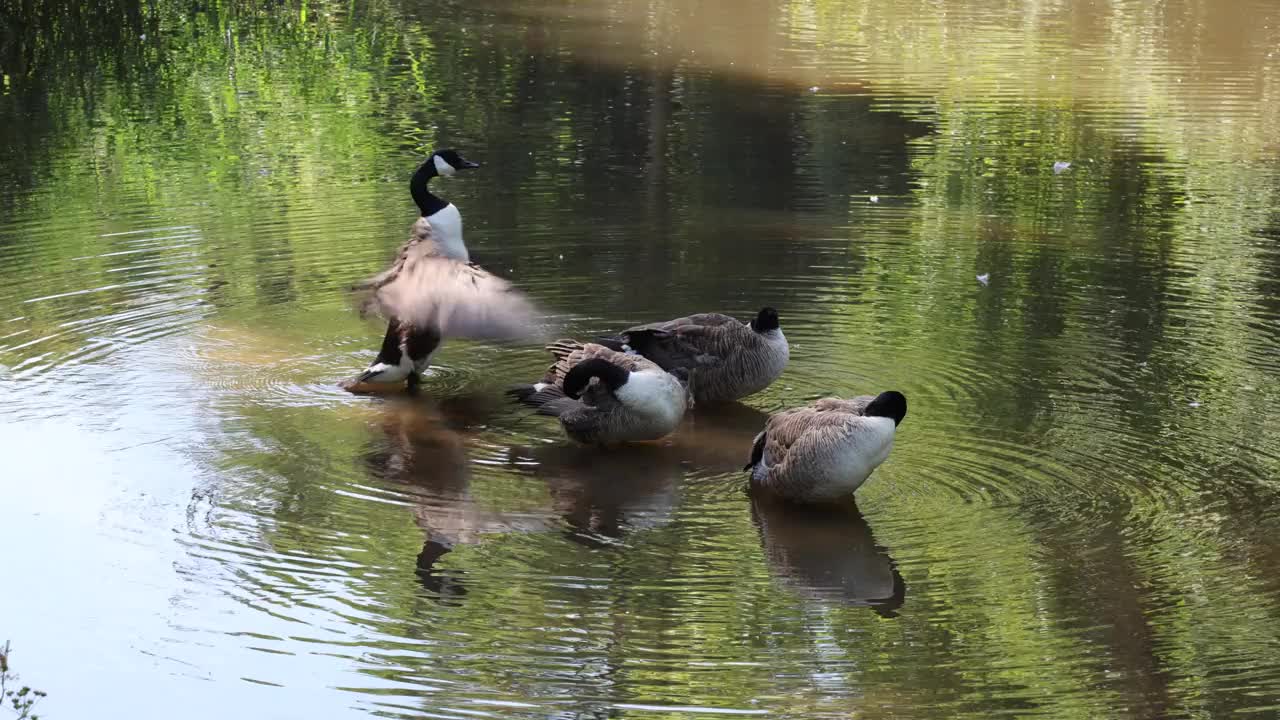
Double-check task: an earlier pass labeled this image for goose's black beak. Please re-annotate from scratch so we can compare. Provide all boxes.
[459,158,481,170]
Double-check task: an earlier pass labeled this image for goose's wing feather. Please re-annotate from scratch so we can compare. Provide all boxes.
[616,323,737,377]
[627,313,740,333]
[810,396,875,415]
[513,384,583,417]
[538,340,660,410]
[543,340,657,385]
[616,313,737,333]
[745,430,768,471]
[595,314,740,376]
[354,219,546,342]
[760,399,866,468]
[352,217,439,293]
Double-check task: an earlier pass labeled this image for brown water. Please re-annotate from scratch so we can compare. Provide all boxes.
[3,0,1280,717]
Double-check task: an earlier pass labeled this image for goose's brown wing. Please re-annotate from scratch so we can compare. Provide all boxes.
[616,321,741,379]
[352,217,441,294]
[746,397,875,472]
[354,219,547,342]
[810,396,875,415]
[538,340,663,410]
[542,340,657,385]
[757,407,849,468]
[759,404,859,472]
[627,313,740,332]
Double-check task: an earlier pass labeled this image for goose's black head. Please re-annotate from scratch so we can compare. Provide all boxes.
[863,391,907,426]
[411,149,481,215]
[749,307,780,333]
[430,148,481,177]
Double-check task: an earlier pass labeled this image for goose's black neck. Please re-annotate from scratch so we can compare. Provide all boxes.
[410,161,449,216]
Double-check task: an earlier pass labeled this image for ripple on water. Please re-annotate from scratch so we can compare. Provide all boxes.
[0,224,209,380]
[6,0,1280,715]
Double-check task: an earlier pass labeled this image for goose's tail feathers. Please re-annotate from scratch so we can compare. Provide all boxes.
[506,383,579,417]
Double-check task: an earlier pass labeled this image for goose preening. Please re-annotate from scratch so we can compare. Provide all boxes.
[342,149,546,393]
[745,391,907,503]
[508,340,688,445]
[596,307,789,405]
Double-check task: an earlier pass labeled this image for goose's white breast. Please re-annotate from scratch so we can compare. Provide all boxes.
[426,203,467,261]
[615,370,686,425]
[832,417,896,482]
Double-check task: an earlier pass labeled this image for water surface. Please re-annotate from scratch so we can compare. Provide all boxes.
[3,0,1280,717]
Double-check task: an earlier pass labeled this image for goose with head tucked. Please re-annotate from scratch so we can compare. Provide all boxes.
[342,149,546,392]
[745,391,907,503]
[596,307,788,405]
[508,340,688,446]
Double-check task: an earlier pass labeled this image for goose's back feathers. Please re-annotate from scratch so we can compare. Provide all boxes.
[354,217,546,342]
[757,396,876,459]
[543,340,655,385]
[606,313,787,403]
[804,396,874,416]
[628,312,741,332]
[539,341,648,413]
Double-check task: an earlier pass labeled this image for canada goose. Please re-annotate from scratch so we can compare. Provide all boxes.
[596,307,788,404]
[744,391,907,502]
[342,149,545,392]
[508,340,688,445]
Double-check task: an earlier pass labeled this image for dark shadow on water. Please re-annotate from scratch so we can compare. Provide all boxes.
[667,401,771,474]
[750,494,905,617]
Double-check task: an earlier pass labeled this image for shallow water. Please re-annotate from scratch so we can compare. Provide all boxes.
[3,0,1280,717]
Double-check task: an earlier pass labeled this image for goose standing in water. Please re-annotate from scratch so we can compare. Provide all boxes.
[596,307,788,405]
[745,391,907,503]
[342,149,545,392]
[508,340,688,445]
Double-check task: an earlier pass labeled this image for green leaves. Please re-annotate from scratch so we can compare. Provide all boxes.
[0,642,46,720]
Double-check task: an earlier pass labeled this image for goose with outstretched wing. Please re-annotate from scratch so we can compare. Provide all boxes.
[342,150,547,392]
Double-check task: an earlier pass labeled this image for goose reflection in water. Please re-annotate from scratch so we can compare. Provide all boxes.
[751,496,905,617]
[504,443,684,547]
[503,401,775,546]
[361,394,697,599]
[360,395,554,603]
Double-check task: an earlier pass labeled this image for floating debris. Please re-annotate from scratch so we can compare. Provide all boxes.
[1189,401,1202,408]
[808,86,820,93]
[1053,161,1072,174]
[869,195,879,203]
[976,273,990,286]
